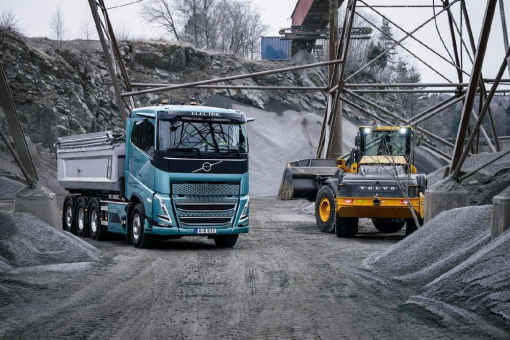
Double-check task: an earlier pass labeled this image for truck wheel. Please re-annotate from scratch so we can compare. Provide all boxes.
[213,234,238,248]
[75,198,89,237]
[335,217,358,238]
[406,217,424,236]
[89,199,107,241]
[372,219,405,233]
[131,204,155,249]
[63,197,75,233]
[315,186,337,233]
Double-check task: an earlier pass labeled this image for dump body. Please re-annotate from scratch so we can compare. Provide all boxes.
[56,131,126,194]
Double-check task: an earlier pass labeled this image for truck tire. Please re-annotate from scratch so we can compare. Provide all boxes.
[406,217,424,236]
[335,217,359,238]
[75,197,89,237]
[315,185,337,233]
[131,204,155,249]
[63,197,75,234]
[372,219,405,233]
[213,234,238,248]
[88,198,108,241]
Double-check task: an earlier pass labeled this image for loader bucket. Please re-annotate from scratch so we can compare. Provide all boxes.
[278,159,339,200]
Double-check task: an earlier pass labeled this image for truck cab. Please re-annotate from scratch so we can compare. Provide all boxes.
[126,105,251,247]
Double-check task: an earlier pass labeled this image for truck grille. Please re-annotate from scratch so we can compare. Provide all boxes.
[171,182,240,228]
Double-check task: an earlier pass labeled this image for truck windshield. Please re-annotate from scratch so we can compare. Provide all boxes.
[363,131,408,156]
[158,120,248,153]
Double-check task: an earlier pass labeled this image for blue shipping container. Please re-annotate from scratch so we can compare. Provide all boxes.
[261,37,291,61]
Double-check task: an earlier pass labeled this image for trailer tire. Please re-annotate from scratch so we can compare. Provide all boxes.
[213,234,238,248]
[89,199,107,241]
[75,198,89,237]
[315,186,337,233]
[63,197,75,234]
[335,217,358,238]
[406,217,424,236]
[131,204,155,249]
[372,219,405,233]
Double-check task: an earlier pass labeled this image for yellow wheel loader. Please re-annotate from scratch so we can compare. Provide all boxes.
[278,126,426,237]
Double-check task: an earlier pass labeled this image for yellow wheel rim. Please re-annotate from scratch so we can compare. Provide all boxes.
[319,197,331,222]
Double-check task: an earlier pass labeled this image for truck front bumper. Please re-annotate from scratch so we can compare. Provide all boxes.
[336,194,424,219]
[147,225,249,236]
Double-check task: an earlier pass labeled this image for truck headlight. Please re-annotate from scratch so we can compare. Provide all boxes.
[155,194,172,223]
[240,196,249,221]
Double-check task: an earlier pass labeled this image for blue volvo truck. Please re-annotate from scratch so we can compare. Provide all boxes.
[56,104,252,248]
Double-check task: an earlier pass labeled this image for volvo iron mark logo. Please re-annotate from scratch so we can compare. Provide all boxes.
[193,161,223,173]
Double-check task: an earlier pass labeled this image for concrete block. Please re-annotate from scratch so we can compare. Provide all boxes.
[424,183,469,223]
[491,186,510,240]
[14,183,61,230]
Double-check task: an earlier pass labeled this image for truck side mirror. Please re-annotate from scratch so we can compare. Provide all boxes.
[247,117,255,122]
[355,136,360,147]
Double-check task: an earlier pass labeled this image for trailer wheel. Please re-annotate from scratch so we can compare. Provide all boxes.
[63,197,75,233]
[89,199,107,241]
[75,198,89,237]
[335,217,358,238]
[131,204,155,249]
[406,217,424,236]
[213,234,238,248]
[372,219,405,233]
[315,186,336,233]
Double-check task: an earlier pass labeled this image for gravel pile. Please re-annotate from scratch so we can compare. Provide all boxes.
[0,212,100,272]
[361,205,492,287]
[0,177,24,199]
[407,229,510,327]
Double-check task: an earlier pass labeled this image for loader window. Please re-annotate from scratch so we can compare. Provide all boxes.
[363,130,408,157]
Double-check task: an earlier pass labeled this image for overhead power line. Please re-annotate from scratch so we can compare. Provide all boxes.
[106,0,143,10]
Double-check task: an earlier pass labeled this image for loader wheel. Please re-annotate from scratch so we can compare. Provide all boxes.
[406,217,424,236]
[315,186,336,233]
[372,219,405,233]
[335,217,359,238]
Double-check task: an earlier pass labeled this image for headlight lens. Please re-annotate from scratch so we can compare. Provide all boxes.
[240,196,249,220]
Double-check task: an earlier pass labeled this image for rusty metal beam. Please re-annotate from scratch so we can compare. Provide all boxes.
[88,0,128,128]
[0,63,38,182]
[450,0,498,176]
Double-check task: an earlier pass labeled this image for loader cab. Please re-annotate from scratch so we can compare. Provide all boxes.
[357,126,413,159]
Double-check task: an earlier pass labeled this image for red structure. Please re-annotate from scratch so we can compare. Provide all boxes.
[291,0,341,29]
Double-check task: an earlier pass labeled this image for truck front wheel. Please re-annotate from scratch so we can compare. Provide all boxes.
[213,234,238,248]
[315,186,336,233]
[131,204,155,249]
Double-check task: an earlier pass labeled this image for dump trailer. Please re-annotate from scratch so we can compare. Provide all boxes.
[278,126,426,237]
[56,104,253,248]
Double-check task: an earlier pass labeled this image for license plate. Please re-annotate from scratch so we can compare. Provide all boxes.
[195,228,217,234]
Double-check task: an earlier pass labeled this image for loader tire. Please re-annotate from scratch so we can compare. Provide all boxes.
[335,217,359,238]
[372,219,405,233]
[406,217,424,236]
[315,186,337,233]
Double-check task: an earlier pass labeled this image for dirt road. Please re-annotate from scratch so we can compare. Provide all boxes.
[0,198,489,339]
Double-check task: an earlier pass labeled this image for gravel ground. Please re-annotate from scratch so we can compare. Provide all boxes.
[0,212,100,272]
[0,198,494,339]
[0,177,23,200]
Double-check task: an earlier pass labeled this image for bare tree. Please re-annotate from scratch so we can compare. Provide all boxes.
[0,9,21,35]
[141,0,180,41]
[80,12,95,41]
[115,21,132,42]
[50,5,68,45]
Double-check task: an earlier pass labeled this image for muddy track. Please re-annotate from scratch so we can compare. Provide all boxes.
[0,198,490,339]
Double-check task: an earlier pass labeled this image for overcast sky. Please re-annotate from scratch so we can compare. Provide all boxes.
[2,0,510,86]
